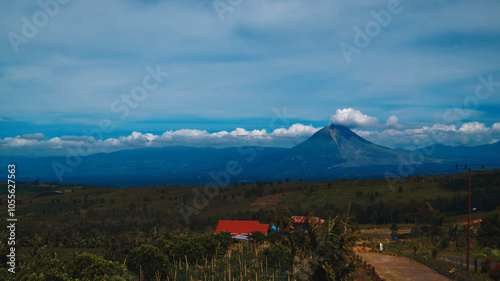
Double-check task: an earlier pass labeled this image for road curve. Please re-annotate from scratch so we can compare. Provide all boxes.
[357,252,451,281]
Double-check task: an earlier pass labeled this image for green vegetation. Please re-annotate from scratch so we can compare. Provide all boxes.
[0,170,499,279]
[0,215,362,280]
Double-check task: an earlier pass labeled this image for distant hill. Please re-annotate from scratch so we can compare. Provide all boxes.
[1,125,499,187]
[416,142,500,165]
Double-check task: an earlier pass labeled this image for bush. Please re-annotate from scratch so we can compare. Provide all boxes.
[127,245,169,280]
[477,215,500,248]
[438,237,450,250]
[263,243,292,271]
[68,254,132,281]
[154,231,232,262]
[19,254,132,281]
[18,257,69,281]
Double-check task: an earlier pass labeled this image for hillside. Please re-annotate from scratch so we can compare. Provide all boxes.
[3,170,499,232]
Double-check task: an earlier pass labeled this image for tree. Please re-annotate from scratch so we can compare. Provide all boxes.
[295,216,357,281]
[470,248,488,273]
[249,231,266,244]
[127,245,169,280]
[477,214,500,248]
[418,202,444,242]
[68,254,132,280]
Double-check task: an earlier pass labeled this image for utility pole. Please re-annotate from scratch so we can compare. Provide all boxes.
[467,167,471,274]
[456,164,485,273]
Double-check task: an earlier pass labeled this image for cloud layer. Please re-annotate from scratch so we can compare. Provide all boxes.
[2,118,500,157]
[355,121,500,150]
[0,123,321,157]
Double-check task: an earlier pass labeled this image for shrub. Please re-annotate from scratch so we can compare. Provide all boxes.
[68,254,132,281]
[19,254,132,281]
[18,257,69,281]
[477,215,500,248]
[438,237,450,250]
[263,244,292,271]
[127,245,169,280]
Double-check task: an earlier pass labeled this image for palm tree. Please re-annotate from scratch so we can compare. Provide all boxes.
[470,248,487,273]
[292,216,358,281]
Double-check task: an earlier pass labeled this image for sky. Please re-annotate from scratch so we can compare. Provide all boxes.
[1,0,500,157]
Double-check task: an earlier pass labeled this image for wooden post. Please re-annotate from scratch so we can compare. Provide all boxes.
[466,168,471,273]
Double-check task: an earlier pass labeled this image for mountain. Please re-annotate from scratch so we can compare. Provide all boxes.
[416,142,500,165]
[2,124,495,187]
[1,146,287,187]
[281,124,414,167]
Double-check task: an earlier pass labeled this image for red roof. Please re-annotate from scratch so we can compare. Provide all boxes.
[215,220,269,235]
[292,216,324,224]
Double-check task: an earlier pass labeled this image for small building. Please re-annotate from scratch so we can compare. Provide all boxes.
[215,220,269,241]
[291,216,325,232]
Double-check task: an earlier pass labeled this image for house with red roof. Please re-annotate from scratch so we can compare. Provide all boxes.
[291,216,325,225]
[215,220,269,240]
[291,216,324,232]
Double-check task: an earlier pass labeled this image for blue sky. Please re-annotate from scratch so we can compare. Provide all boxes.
[1,0,500,156]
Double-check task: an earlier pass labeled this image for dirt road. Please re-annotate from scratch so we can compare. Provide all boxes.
[357,252,451,281]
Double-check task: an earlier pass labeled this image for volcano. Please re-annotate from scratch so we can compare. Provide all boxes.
[282,124,412,167]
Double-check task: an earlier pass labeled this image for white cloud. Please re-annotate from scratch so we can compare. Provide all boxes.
[271,123,321,137]
[385,116,403,129]
[493,122,500,134]
[330,108,379,128]
[458,122,490,134]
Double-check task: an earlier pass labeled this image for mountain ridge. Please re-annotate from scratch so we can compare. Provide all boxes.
[1,124,499,187]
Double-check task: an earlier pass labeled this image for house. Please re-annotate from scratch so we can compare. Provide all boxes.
[215,220,269,241]
[291,216,324,232]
